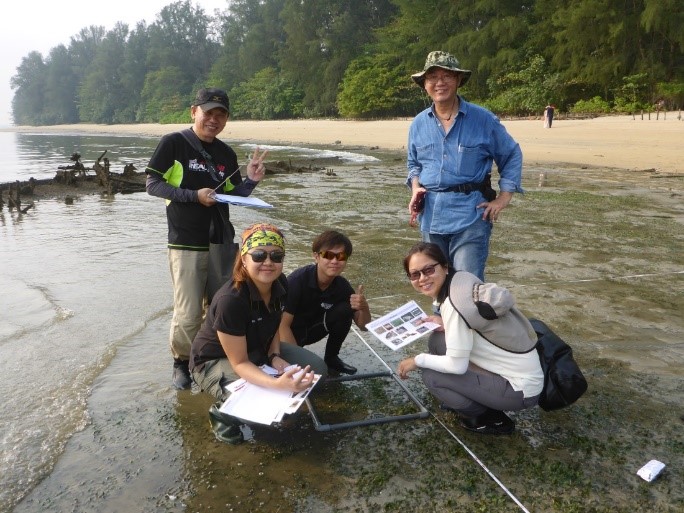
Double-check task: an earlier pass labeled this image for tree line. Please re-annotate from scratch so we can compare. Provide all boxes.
[10,0,684,125]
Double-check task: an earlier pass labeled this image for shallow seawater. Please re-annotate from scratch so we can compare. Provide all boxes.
[2,135,683,513]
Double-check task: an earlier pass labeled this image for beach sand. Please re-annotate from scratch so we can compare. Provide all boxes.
[9,113,683,174]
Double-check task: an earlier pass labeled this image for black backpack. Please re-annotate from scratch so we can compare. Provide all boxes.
[529,319,588,411]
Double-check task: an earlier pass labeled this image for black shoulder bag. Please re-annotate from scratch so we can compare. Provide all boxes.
[180,129,238,302]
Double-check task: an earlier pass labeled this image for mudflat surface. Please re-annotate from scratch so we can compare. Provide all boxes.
[6,121,683,513]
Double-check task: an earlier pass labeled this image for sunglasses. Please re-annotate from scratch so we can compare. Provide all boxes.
[425,73,459,84]
[407,263,441,281]
[318,250,348,261]
[248,249,285,263]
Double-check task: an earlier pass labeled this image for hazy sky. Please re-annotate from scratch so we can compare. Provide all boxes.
[1,0,228,126]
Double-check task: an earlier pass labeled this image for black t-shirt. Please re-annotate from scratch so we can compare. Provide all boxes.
[189,275,288,371]
[284,264,354,329]
[146,131,240,250]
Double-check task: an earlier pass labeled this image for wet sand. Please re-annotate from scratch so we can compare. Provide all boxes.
[7,112,684,173]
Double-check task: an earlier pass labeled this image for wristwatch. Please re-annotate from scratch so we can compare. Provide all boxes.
[267,352,282,366]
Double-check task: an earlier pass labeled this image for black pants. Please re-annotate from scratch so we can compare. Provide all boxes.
[292,302,353,360]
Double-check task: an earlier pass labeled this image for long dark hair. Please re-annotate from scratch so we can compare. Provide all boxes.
[402,242,452,303]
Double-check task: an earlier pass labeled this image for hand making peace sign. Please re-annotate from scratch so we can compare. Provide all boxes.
[245,147,269,182]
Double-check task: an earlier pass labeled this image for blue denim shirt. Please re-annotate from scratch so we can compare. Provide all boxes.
[406,97,523,234]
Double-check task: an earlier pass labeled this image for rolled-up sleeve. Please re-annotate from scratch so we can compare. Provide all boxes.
[406,126,422,187]
[491,122,524,193]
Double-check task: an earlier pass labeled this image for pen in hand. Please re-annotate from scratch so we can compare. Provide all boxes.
[212,166,241,193]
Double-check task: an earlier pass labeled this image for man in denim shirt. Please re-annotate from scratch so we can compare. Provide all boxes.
[407,51,523,281]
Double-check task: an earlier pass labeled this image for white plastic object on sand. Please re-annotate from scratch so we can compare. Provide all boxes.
[636,460,666,482]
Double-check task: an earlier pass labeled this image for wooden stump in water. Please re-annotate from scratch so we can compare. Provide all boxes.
[8,181,21,211]
[93,161,112,194]
[122,163,137,177]
[93,150,113,195]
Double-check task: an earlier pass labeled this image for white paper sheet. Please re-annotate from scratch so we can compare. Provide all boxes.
[220,383,293,425]
[213,193,273,208]
[366,300,441,350]
[219,366,321,425]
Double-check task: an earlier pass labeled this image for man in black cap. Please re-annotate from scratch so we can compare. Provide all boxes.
[146,87,268,389]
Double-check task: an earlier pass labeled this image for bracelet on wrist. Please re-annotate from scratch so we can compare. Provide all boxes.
[267,352,281,366]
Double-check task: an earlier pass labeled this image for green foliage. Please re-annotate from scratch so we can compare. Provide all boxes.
[444,0,535,100]
[159,110,192,124]
[77,23,131,124]
[209,0,286,92]
[10,52,47,125]
[279,0,398,116]
[43,45,79,124]
[655,81,684,108]
[569,96,612,114]
[8,0,684,125]
[146,0,220,79]
[613,73,650,114]
[138,67,191,123]
[230,67,304,119]
[544,0,637,96]
[640,0,684,83]
[116,22,152,123]
[484,54,562,115]
[337,57,422,118]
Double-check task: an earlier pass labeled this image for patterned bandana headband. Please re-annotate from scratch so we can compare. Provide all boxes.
[240,223,285,255]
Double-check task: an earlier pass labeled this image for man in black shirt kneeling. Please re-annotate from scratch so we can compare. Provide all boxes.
[279,231,371,374]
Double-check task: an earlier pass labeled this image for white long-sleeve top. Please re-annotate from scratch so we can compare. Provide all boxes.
[414,298,544,398]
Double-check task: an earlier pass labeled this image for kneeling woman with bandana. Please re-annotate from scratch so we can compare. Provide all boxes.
[190,223,327,443]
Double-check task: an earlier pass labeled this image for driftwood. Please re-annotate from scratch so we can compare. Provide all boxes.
[109,175,146,194]
[0,181,34,214]
[20,177,37,195]
[9,181,20,210]
[93,150,112,194]
[0,152,334,212]
[122,163,137,177]
[91,151,146,194]
[56,152,91,184]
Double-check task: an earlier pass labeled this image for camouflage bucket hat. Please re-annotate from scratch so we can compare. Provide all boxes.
[411,51,472,88]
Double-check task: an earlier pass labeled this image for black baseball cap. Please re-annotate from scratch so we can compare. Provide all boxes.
[192,88,229,112]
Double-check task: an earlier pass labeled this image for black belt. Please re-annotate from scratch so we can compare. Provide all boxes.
[441,182,485,194]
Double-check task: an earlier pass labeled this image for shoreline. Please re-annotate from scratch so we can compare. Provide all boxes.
[4,114,683,174]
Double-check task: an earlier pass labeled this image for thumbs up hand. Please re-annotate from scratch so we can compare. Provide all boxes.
[350,284,372,330]
[350,284,368,312]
